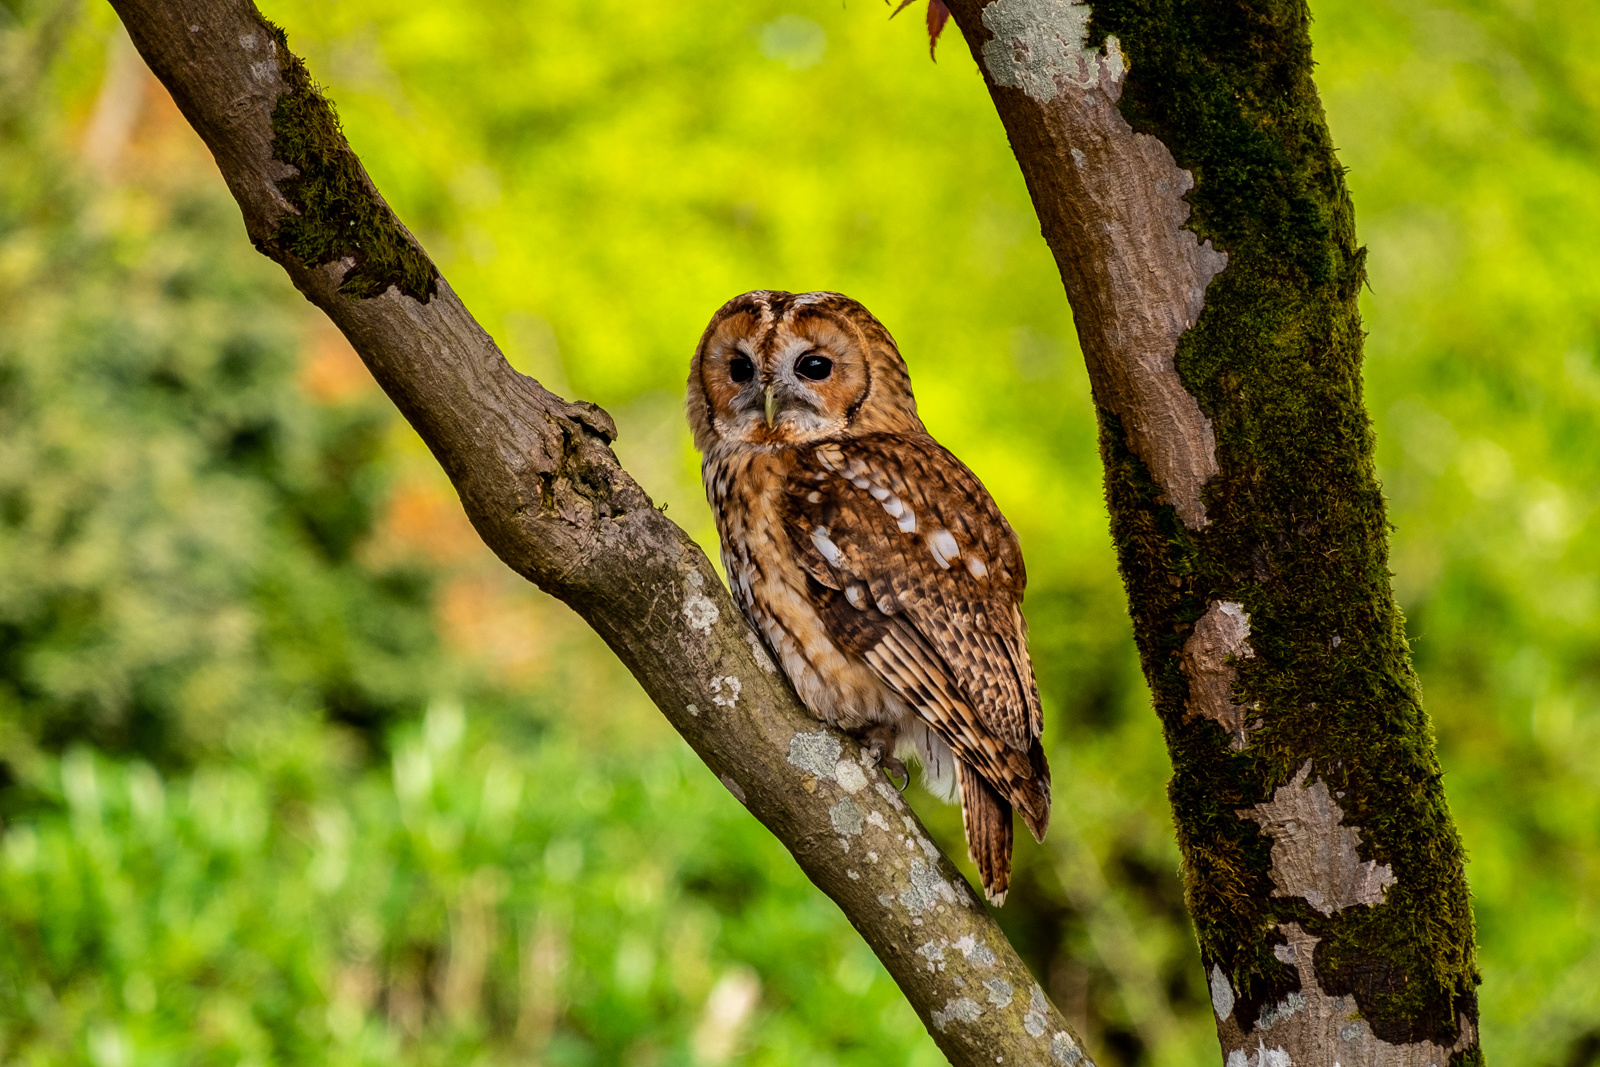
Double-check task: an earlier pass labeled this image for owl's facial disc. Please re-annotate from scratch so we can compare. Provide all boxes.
[696,315,864,447]
[749,326,865,445]
[689,291,926,454]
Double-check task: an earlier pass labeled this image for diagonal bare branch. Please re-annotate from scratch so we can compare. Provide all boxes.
[104,0,1097,1063]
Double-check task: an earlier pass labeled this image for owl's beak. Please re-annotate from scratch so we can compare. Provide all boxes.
[764,386,779,428]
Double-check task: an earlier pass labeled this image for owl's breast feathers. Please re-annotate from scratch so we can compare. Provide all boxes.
[776,434,1051,843]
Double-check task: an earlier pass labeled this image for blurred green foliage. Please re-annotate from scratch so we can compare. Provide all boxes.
[0,40,456,788]
[0,0,1596,1063]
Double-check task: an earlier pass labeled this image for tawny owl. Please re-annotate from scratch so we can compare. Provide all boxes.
[687,290,1050,904]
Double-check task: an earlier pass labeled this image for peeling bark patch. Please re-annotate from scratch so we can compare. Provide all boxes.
[932,997,983,1030]
[829,798,864,836]
[1210,964,1236,1020]
[1183,600,1258,749]
[1218,923,1478,1065]
[718,774,746,804]
[786,731,841,779]
[682,570,719,634]
[979,0,1123,104]
[1237,761,1397,915]
[984,977,1015,1008]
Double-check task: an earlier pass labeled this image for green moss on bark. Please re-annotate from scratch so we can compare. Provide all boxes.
[258,20,437,303]
[1086,0,1479,1047]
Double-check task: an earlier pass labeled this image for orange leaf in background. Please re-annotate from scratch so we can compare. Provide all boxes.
[439,576,552,686]
[301,323,375,404]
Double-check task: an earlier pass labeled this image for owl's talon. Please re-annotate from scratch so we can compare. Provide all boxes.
[862,734,909,790]
[879,755,910,791]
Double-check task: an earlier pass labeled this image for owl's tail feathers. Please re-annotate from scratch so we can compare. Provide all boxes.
[989,740,1051,847]
[1019,738,1051,843]
[959,760,1015,906]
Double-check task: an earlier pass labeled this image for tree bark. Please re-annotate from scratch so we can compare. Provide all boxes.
[938,0,1483,1062]
[105,0,1099,1063]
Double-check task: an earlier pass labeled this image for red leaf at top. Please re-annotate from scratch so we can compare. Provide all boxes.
[926,0,952,60]
[889,0,953,61]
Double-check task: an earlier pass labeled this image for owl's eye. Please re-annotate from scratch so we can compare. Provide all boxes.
[729,357,755,383]
[796,354,833,381]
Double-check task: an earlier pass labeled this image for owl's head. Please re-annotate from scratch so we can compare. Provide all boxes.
[687,290,924,453]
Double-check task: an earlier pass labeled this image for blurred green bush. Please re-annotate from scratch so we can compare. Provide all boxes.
[0,0,1597,1063]
[0,76,454,786]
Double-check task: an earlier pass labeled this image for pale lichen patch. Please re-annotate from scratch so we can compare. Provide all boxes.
[898,857,959,916]
[866,810,890,831]
[829,798,864,836]
[1051,1031,1085,1065]
[931,997,983,1031]
[787,731,841,780]
[916,940,946,972]
[984,977,1014,1008]
[682,570,720,634]
[1237,761,1396,915]
[1182,600,1259,749]
[1254,992,1306,1031]
[1224,1041,1291,1067]
[874,780,907,810]
[954,934,998,968]
[1024,986,1050,1037]
[834,759,869,793]
[746,629,778,673]
[1210,963,1236,1021]
[709,675,742,709]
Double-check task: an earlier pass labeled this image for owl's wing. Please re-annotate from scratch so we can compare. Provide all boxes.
[780,434,1050,842]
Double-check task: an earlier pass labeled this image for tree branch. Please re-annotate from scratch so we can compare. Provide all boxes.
[940,0,1483,1061]
[105,0,1098,1063]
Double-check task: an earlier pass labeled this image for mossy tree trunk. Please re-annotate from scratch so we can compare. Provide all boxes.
[941,0,1482,1061]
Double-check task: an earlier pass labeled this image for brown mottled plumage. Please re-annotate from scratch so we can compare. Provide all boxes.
[687,290,1050,904]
